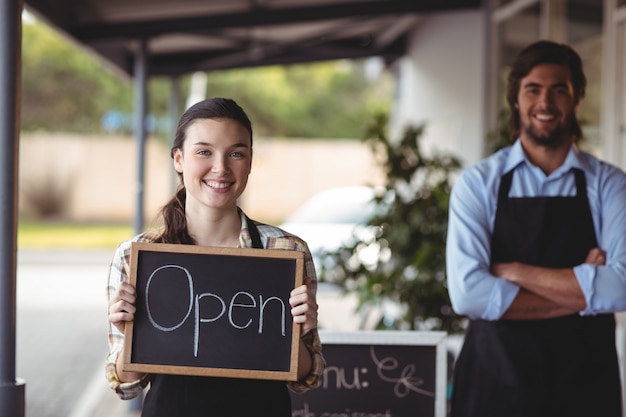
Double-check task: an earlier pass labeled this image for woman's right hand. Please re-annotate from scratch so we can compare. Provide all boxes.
[108,281,137,334]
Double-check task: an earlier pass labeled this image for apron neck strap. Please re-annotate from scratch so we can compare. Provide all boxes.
[244,214,264,249]
[498,167,587,201]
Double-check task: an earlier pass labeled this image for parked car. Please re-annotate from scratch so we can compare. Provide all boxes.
[279,185,386,329]
[279,185,383,276]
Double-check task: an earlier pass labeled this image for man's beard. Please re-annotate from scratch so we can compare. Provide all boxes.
[522,115,573,149]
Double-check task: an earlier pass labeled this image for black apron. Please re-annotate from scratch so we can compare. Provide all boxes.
[141,217,292,417]
[451,168,622,417]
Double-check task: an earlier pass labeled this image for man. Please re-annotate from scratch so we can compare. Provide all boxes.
[446,40,626,417]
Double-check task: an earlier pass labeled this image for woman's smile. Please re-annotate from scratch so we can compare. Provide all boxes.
[204,179,234,192]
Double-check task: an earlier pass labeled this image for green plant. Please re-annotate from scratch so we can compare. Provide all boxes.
[321,113,465,332]
[487,108,513,154]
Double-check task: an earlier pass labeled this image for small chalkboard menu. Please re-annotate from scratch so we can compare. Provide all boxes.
[123,242,304,381]
[291,330,447,417]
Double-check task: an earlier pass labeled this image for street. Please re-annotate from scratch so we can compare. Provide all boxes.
[16,248,127,417]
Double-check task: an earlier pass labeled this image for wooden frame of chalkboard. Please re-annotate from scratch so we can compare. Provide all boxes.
[291,330,448,417]
[123,242,304,381]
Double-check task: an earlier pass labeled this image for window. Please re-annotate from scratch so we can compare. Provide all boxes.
[489,2,541,148]
[489,0,603,153]
[566,0,603,151]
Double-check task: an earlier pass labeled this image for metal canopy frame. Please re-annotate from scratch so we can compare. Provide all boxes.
[23,0,481,77]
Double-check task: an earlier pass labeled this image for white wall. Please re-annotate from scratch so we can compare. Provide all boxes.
[391,10,487,168]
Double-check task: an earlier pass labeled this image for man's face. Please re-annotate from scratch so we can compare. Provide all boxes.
[516,63,578,148]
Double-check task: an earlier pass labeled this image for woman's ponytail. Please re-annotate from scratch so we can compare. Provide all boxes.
[156,186,194,244]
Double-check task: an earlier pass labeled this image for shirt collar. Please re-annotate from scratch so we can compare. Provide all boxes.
[503,139,527,173]
[505,138,588,176]
[237,208,252,248]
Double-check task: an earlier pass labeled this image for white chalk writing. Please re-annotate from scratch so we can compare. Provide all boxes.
[144,264,287,357]
[323,366,369,390]
[370,346,434,398]
[292,403,393,417]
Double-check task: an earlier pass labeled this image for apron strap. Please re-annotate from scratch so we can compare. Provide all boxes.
[497,169,515,202]
[573,168,587,199]
[498,167,587,202]
[244,214,264,249]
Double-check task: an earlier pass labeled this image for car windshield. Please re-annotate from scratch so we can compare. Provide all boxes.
[284,187,378,224]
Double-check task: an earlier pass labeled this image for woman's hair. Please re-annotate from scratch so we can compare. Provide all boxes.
[506,40,586,142]
[156,97,253,244]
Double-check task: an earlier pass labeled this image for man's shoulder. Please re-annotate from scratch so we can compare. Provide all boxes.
[577,150,626,180]
[457,146,512,188]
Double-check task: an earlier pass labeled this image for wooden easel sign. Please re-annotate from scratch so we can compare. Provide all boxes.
[123,242,304,381]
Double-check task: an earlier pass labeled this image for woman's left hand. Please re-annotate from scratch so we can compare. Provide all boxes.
[289,276,318,335]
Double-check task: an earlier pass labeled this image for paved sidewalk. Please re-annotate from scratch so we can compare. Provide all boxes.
[16,249,115,417]
[90,392,140,417]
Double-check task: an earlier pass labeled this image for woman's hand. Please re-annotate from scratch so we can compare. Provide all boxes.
[108,281,137,334]
[289,276,318,335]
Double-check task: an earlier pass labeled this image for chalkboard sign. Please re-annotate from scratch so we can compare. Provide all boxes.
[291,330,447,417]
[123,242,304,381]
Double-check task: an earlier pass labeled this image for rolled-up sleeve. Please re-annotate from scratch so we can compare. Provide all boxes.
[575,164,626,315]
[106,349,150,400]
[105,239,150,399]
[575,264,626,314]
[288,329,325,393]
[446,168,519,320]
[289,240,326,392]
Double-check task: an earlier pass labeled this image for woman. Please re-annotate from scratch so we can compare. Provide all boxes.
[106,97,324,416]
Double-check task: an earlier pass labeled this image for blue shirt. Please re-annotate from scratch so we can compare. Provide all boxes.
[446,139,626,320]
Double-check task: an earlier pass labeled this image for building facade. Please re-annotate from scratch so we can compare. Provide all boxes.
[391,0,624,409]
[393,0,611,167]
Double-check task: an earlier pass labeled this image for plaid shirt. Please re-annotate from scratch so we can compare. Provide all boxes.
[106,210,325,399]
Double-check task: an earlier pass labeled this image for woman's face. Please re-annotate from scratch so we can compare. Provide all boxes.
[173,118,252,213]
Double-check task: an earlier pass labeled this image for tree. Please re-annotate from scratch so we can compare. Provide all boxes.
[322,113,465,333]
[21,19,133,132]
[21,18,392,139]
[201,61,392,138]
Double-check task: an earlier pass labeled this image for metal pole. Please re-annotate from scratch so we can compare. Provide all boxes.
[0,0,25,415]
[133,38,148,235]
[129,38,149,413]
[169,76,181,193]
